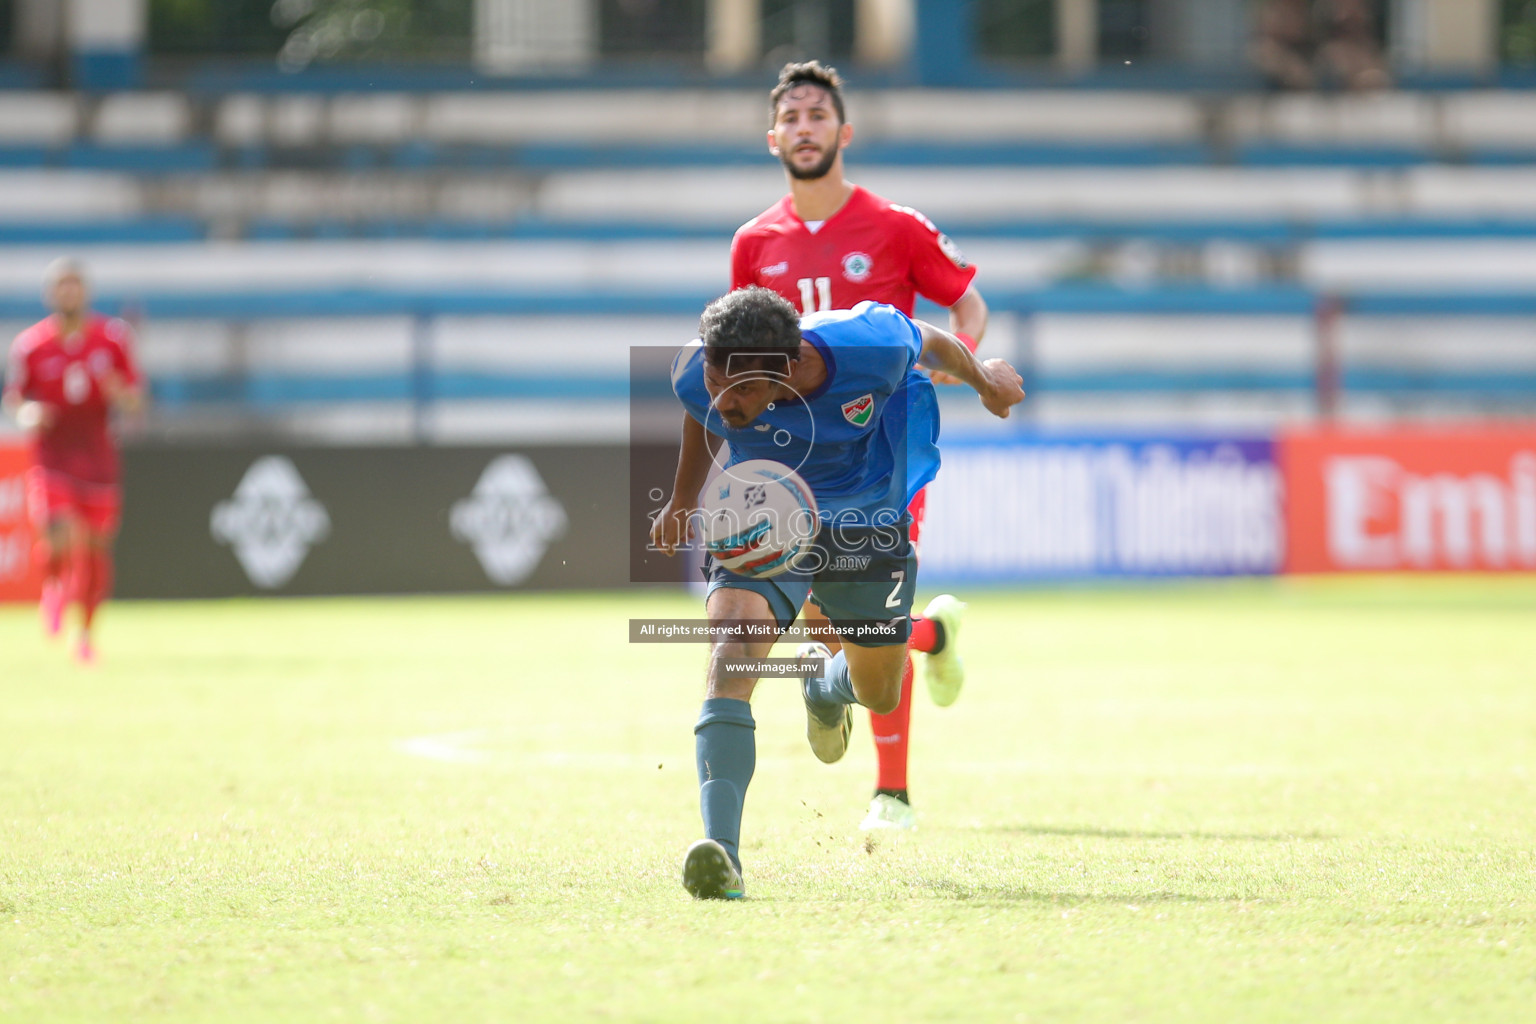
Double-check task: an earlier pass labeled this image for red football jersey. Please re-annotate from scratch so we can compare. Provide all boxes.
[4,314,141,485]
[730,185,977,318]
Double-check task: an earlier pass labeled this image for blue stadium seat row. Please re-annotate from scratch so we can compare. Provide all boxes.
[0,142,218,172]
[167,214,1536,244]
[0,217,207,244]
[7,284,1536,322]
[146,371,642,409]
[137,365,1536,412]
[7,212,1536,255]
[3,139,1536,173]
[506,140,1218,169]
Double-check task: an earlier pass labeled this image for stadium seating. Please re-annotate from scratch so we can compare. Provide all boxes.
[0,88,1534,175]
[2,84,1535,440]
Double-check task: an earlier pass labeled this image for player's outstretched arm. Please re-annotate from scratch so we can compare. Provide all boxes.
[650,413,714,555]
[929,286,989,387]
[914,319,1025,419]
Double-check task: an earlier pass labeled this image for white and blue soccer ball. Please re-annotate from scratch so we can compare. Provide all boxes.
[701,460,819,579]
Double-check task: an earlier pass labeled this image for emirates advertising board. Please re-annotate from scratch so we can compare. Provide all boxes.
[1282,427,1536,573]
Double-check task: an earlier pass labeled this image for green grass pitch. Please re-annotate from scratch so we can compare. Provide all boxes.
[2,578,1534,1022]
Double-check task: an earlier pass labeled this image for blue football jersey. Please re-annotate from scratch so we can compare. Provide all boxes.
[672,301,940,523]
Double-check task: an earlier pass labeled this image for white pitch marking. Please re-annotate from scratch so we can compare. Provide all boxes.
[396,729,491,764]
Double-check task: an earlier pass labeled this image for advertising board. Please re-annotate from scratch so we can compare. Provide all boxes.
[921,435,1283,582]
[1282,427,1536,573]
[114,445,631,598]
[0,442,40,602]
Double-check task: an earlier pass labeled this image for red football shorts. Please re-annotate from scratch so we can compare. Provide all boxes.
[27,468,122,534]
[907,486,927,559]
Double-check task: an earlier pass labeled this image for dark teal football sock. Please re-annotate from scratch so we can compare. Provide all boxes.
[806,648,859,707]
[695,698,755,873]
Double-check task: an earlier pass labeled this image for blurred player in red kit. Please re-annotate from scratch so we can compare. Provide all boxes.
[731,61,989,831]
[3,259,144,662]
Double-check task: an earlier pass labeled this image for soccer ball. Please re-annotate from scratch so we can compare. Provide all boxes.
[701,460,820,579]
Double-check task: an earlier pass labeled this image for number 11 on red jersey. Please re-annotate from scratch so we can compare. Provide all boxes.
[797,277,831,315]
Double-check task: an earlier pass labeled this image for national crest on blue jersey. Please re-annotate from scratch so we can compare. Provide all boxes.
[841,394,875,427]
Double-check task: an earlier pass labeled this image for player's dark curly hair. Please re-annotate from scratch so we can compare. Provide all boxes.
[700,287,802,375]
[770,60,846,125]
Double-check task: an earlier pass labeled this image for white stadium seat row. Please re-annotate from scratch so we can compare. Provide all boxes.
[1222,92,1536,148]
[212,90,1205,147]
[93,93,194,144]
[535,167,1367,221]
[1224,92,1435,146]
[0,92,193,144]
[537,166,1536,221]
[214,91,771,147]
[209,89,1536,149]
[822,90,1205,142]
[206,89,1536,150]
[0,171,141,218]
[11,164,1536,225]
[4,235,1536,296]
[0,238,1078,294]
[1,90,1535,151]
[0,93,79,144]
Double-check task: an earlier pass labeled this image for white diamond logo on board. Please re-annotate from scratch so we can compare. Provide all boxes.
[210,456,330,588]
[451,455,568,585]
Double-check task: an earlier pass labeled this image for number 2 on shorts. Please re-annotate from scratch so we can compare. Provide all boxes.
[885,570,905,609]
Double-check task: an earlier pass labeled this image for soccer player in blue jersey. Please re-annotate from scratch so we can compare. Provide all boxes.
[651,286,1024,899]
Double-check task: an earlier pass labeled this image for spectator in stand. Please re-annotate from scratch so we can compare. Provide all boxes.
[1253,0,1316,90]
[1318,0,1391,90]
[1252,0,1390,91]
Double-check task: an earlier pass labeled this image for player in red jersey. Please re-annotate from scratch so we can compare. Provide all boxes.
[731,61,990,831]
[3,259,144,662]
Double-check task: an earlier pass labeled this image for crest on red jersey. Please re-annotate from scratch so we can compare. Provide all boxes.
[841,251,873,283]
